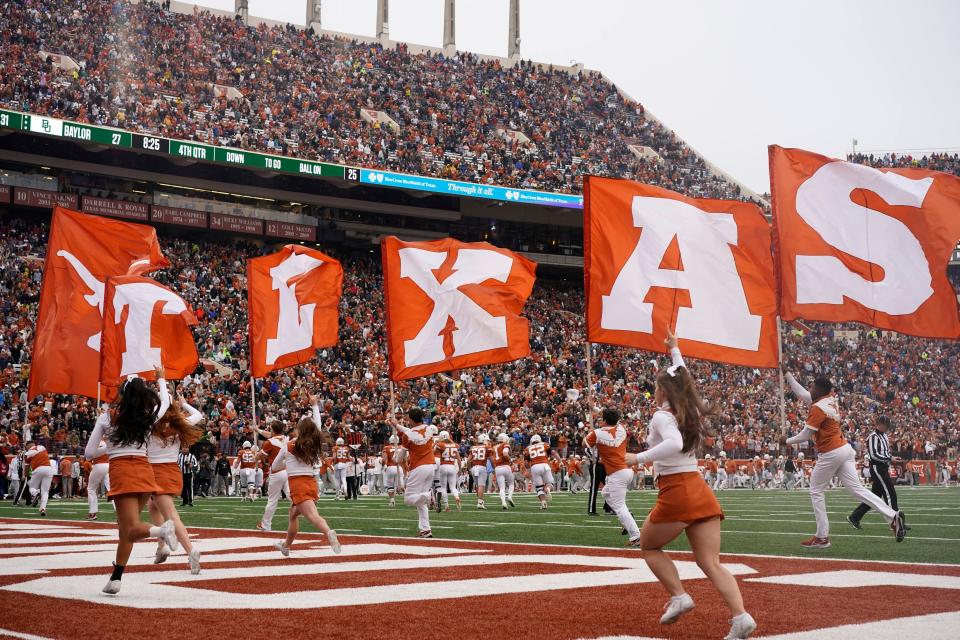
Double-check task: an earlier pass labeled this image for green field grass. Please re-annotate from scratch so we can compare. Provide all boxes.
[3,487,957,564]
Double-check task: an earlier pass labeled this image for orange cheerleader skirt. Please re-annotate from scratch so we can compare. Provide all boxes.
[289,475,319,506]
[151,462,183,495]
[649,471,725,524]
[108,456,159,499]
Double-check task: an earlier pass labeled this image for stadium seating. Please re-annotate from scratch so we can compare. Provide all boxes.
[0,0,748,199]
[0,213,957,470]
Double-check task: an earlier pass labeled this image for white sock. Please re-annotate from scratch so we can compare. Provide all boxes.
[148,525,164,538]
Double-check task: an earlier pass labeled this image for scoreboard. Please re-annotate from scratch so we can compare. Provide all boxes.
[0,108,583,210]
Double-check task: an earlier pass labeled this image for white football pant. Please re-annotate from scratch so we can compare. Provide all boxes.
[601,468,640,540]
[87,463,110,514]
[810,443,896,538]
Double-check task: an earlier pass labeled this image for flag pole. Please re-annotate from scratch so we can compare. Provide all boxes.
[777,317,787,437]
[585,341,594,428]
[250,375,258,445]
[389,380,397,417]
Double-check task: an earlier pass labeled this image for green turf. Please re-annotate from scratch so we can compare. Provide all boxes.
[3,487,957,564]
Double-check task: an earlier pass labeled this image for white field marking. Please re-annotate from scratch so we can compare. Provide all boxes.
[170,510,960,539]
[748,569,960,590]
[721,529,960,542]
[0,627,57,640]
[0,528,109,536]
[0,531,119,545]
[757,610,960,639]
[0,540,489,576]
[728,517,960,528]
[0,523,89,531]
[3,553,756,609]
[380,527,409,531]
[583,612,960,640]
[6,516,960,568]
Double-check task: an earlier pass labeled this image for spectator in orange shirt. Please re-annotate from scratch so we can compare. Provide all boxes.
[59,456,74,499]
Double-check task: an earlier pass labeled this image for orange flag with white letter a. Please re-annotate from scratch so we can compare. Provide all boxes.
[584,176,778,368]
[770,145,960,338]
[247,245,343,378]
[28,207,169,401]
[381,236,536,381]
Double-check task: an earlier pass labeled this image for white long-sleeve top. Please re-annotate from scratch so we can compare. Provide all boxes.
[272,404,321,477]
[635,347,699,476]
[785,373,812,406]
[147,401,203,463]
[84,380,171,460]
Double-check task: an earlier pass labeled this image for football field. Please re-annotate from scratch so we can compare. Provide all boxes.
[2,486,956,563]
[1,487,958,640]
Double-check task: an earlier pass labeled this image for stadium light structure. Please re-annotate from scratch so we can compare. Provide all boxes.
[443,0,456,56]
[306,1,321,30]
[377,0,390,45]
[235,0,248,24]
[508,0,520,59]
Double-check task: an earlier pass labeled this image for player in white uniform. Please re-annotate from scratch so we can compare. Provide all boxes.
[332,437,350,499]
[24,443,54,516]
[493,433,516,509]
[714,452,728,490]
[233,441,258,501]
[257,420,291,532]
[435,430,462,511]
[468,434,492,510]
[382,434,402,507]
[525,434,560,510]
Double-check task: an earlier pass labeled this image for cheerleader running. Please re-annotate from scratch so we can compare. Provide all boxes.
[273,396,341,556]
[633,331,756,640]
[148,392,204,573]
[83,369,180,595]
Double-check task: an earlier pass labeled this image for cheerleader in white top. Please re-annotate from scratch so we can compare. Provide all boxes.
[272,396,341,556]
[83,368,180,595]
[148,392,205,573]
[632,331,756,640]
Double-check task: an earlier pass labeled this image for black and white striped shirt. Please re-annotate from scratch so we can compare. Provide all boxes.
[178,452,198,474]
[867,430,891,465]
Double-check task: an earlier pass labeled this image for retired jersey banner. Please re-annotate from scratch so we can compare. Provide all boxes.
[100,275,199,390]
[28,207,169,400]
[382,236,536,381]
[584,176,778,367]
[247,245,343,378]
[770,146,960,338]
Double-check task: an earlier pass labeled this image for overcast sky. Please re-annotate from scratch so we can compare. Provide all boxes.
[194,0,960,193]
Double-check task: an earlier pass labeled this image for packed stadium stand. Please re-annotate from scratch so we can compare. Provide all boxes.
[1,211,958,475]
[0,0,749,200]
[1,1,958,494]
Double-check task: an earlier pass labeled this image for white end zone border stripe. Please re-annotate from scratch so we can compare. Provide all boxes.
[581,611,960,640]
[4,518,960,569]
[748,569,960,590]
[0,629,56,640]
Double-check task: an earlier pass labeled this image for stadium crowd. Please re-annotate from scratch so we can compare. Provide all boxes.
[0,0,744,199]
[1,211,959,497]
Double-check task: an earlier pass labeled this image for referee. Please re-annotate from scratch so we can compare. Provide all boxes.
[585,446,614,516]
[848,416,902,529]
[178,446,199,507]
